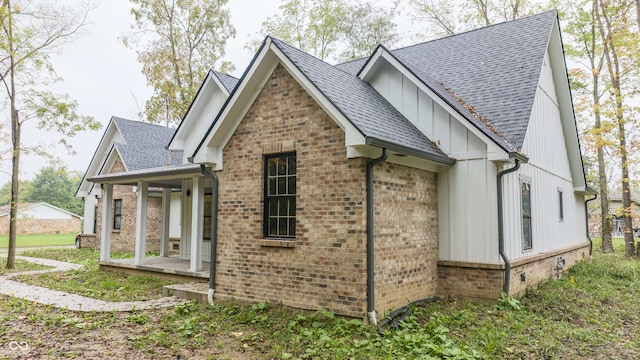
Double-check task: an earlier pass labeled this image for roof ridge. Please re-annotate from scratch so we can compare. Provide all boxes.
[393,9,558,53]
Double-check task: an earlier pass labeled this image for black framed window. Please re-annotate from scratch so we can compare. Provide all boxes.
[264,153,296,238]
[521,182,532,250]
[558,189,564,221]
[113,199,122,230]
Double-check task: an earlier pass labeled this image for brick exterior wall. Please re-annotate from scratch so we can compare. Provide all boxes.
[214,64,439,317]
[94,156,164,253]
[437,242,590,300]
[0,217,81,235]
[374,163,439,313]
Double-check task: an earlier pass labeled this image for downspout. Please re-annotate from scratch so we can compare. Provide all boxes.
[584,192,598,257]
[199,165,218,305]
[366,148,388,326]
[497,159,521,295]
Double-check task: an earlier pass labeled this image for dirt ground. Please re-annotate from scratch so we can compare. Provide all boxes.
[0,304,258,360]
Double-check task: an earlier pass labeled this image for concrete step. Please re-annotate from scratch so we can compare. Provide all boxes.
[162,281,210,305]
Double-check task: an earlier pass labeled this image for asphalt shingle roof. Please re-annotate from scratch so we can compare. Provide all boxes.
[112,117,182,171]
[335,11,557,152]
[271,38,450,161]
[213,71,240,93]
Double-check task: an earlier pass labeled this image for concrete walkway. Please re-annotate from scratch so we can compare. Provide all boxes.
[0,255,187,312]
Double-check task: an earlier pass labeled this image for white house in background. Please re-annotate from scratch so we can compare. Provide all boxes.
[0,202,82,235]
[87,10,593,320]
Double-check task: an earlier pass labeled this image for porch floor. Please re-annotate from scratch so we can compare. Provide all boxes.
[99,255,210,282]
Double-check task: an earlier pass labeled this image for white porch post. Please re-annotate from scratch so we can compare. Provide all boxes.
[160,188,171,257]
[134,181,148,265]
[99,184,113,261]
[189,176,204,272]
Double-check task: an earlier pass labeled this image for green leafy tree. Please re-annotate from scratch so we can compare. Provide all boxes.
[0,180,32,205]
[0,0,101,269]
[27,166,83,215]
[123,0,236,126]
[248,0,398,63]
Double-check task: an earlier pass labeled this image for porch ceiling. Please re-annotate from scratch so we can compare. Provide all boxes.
[87,163,203,188]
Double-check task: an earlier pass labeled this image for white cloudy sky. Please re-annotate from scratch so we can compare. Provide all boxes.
[0,0,414,185]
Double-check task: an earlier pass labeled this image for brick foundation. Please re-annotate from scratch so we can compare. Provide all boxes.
[437,242,590,300]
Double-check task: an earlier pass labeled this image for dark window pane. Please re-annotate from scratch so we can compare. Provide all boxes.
[268,177,276,195]
[523,218,532,249]
[270,198,278,216]
[278,159,287,175]
[269,218,277,236]
[288,176,296,195]
[268,158,277,176]
[279,198,289,216]
[290,199,296,216]
[288,156,296,174]
[277,177,286,195]
[278,218,287,235]
[289,218,295,236]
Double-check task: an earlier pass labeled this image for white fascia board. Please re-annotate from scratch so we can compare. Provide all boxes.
[193,38,365,167]
[101,146,127,175]
[78,120,122,195]
[360,48,509,161]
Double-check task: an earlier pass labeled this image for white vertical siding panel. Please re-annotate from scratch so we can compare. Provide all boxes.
[450,161,468,260]
[438,168,451,259]
[505,163,582,262]
[402,78,418,121]
[387,66,403,110]
[468,132,485,153]
[417,91,434,136]
[370,63,389,98]
[450,117,467,152]
[522,52,571,181]
[466,159,487,262]
[485,163,500,263]
[433,103,450,153]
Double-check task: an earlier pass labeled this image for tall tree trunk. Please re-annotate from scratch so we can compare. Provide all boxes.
[592,0,613,252]
[595,91,613,251]
[596,0,635,257]
[5,0,19,270]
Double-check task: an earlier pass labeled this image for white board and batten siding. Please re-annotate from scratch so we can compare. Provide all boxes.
[502,50,586,261]
[367,60,500,264]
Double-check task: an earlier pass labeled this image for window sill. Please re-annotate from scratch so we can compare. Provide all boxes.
[261,239,295,248]
[112,230,121,233]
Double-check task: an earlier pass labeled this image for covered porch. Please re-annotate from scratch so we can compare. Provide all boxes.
[88,163,215,274]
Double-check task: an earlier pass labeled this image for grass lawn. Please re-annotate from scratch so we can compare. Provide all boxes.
[0,233,76,248]
[14,248,175,302]
[0,257,53,275]
[1,238,639,359]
